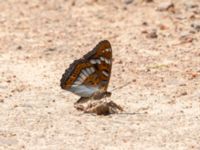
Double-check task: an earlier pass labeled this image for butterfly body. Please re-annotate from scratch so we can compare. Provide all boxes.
[60,40,112,103]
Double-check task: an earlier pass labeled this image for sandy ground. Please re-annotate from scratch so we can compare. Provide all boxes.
[0,0,200,149]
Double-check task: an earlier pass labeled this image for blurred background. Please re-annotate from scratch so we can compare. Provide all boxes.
[0,0,200,149]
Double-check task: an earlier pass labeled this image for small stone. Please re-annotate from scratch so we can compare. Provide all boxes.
[189,14,196,20]
[180,91,187,96]
[143,0,153,2]
[181,37,193,43]
[157,2,174,11]
[174,14,186,20]
[17,45,22,50]
[179,31,190,38]
[6,80,11,83]
[14,104,18,108]
[158,24,168,30]
[191,21,200,32]
[146,29,158,38]
[142,21,148,26]
[123,0,134,5]
[179,83,186,86]
[184,2,199,9]
[47,47,56,51]
[132,79,136,82]
[141,29,148,34]
[122,6,128,10]
[178,31,194,43]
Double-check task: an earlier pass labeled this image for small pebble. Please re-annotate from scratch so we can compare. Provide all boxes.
[179,83,186,86]
[179,31,190,38]
[17,45,22,50]
[146,29,158,38]
[141,29,148,34]
[143,0,153,2]
[47,47,57,51]
[180,91,187,96]
[191,21,200,32]
[158,24,168,30]
[157,2,174,11]
[184,2,199,9]
[123,0,134,5]
[6,80,11,83]
[178,31,193,43]
[142,21,148,26]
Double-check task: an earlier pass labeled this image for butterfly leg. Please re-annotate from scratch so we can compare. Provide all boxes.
[93,91,111,100]
[75,97,90,104]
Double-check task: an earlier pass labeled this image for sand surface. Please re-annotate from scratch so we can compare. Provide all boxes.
[0,0,200,149]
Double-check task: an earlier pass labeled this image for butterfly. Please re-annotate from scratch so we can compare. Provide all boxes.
[60,40,112,103]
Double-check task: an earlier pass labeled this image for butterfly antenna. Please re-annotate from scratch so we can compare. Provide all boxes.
[110,80,134,92]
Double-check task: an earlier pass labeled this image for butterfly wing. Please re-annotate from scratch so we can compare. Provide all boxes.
[83,40,112,91]
[60,40,112,98]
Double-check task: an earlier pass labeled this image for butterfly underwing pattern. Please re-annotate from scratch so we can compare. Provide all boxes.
[60,40,112,103]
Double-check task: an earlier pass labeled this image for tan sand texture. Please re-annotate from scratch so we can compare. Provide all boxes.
[0,0,200,149]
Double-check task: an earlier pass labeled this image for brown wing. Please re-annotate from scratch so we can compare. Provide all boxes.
[60,40,112,97]
[60,59,94,89]
[83,40,112,91]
